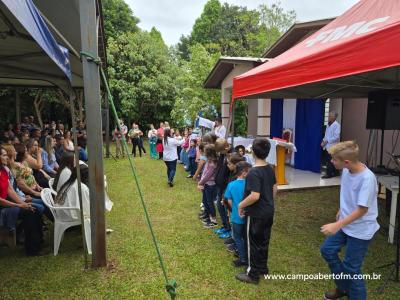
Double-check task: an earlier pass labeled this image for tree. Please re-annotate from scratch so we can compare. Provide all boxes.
[171,44,220,126]
[102,0,140,39]
[178,1,296,58]
[107,30,178,127]
[258,2,296,52]
[191,0,222,46]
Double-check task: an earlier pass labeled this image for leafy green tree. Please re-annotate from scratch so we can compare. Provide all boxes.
[107,30,177,128]
[102,0,140,38]
[171,44,220,126]
[257,2,297,53]
[178,0,296,58]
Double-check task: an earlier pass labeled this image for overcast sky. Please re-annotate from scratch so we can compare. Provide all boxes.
[125,0,360,45]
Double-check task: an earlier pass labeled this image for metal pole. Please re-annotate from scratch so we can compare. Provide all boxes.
[15,88,21,124]
[380,129,384,166]
[231,101,235,148]
[69,91,89,269]
[79,0,107,268]
[104,94,110,158]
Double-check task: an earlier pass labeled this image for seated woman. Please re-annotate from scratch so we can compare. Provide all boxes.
[0,146,43,256]
[54,152,92,253]
[14,144,43,199]
[2,144,45,215]
[25,138,50,188]
[54,151,90,222]
[63,131,74,152]
[41,136,59,177]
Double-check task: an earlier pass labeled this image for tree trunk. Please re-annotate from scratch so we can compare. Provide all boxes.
[74,90,84,123]
[33,91,44,128]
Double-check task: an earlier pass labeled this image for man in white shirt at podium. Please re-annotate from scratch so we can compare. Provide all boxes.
[213,117,226,139]
[321,112,341,179]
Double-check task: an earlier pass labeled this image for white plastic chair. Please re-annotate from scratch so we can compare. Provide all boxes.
[48,178,57,195]
[41,188,91,255]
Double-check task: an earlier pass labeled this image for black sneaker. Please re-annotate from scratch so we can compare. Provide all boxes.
[201,218,211,224]
[232,259,248,268]
[235,272,259,284]
[324,288,348,300]
[226,243,237,253]
[233,250,239,258]
[198,213,207,219]
[203,221,218,228]
[224,237,235,245]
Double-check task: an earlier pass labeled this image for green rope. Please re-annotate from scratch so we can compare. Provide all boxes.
[80,51,178,299]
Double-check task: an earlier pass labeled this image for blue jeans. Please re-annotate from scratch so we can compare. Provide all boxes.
[320,229,371,300]
[232,222,247,263]
[164,160,177,183]
[188,157,197,176]
[31,198,45,215]
[202,184,217,218]
[180,149,188,166]
[217,187,231,231]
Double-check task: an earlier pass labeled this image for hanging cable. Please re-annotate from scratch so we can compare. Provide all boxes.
[80,51,177,299]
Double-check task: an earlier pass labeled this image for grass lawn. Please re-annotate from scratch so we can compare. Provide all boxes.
[1,146,399,299]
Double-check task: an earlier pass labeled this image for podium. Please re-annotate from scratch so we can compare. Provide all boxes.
[275,145,288,185]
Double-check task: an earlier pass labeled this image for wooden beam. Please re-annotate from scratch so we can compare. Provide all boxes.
[79,0,107,268]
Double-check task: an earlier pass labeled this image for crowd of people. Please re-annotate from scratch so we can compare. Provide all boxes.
[127,117,380,298]
[1,114,381,298]
[0,116,96,256]
[133,117,276,284]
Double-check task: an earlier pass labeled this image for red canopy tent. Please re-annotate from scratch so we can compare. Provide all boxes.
[232,0,400,101]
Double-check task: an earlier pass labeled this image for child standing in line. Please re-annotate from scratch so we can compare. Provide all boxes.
[214,138,232,238]
[236,138,277,284]
[224,161,252,268]
[198,144,218,228]
[187,139,197,178]
[194,142,207,182]
[320,141,379,300]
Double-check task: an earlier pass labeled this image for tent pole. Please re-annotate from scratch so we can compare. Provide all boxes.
[69,91,89,269]
[104,93,110,158]
[79,0,107,268]
[15,88,21,124]
[231,101,235,148]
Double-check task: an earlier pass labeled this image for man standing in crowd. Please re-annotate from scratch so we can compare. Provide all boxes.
[114,119,127,159]
[213,117,226,139]
[321,112,341,179]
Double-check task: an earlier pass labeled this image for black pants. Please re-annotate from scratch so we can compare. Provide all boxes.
[139,137,146,154]
[132,137,143,157]
[164,160,177,183]
[246,215,273,280]
[324,150,337,176]
[19,209,42,256]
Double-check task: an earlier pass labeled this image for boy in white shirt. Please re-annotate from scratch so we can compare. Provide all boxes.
[320,141,379,300]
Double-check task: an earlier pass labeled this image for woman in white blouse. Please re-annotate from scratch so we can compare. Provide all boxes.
[162,127,184,187]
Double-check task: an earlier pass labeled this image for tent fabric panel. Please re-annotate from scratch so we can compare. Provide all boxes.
[232,0,400,100]
[1,0,71,81]
[294,99,324,173]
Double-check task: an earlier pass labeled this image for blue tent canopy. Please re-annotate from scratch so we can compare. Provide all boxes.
[0,0,106,91]
[2,0,71,81]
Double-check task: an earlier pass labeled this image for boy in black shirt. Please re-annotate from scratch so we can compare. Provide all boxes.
[236,138,277,284]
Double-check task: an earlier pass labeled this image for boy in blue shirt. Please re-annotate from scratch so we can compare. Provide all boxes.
[320,141,379,300]
[224,161,252,267]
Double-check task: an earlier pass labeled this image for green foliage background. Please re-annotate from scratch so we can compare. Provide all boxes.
[0,0,296,135]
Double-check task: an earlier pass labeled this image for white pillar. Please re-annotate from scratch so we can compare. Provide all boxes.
[247,99,258,137]
[221,87,231,129]
[257,99,271,138]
